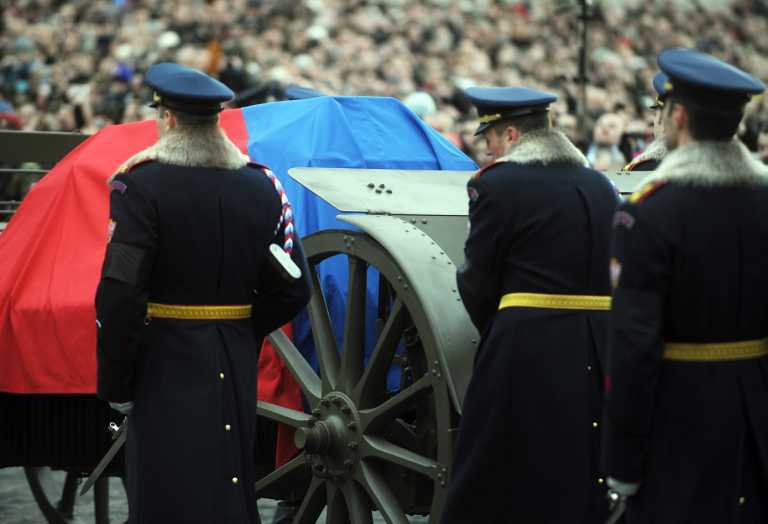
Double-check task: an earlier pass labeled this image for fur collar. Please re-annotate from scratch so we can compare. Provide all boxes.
[117,125,249,175]
[497,128,589,168]
[626,138,666,170]
[637,138,768,188]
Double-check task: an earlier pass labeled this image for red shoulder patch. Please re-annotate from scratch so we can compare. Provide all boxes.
[118,157,155,175]
[467,186,480,202]
[474,160,504,179]
[628,180,667,204]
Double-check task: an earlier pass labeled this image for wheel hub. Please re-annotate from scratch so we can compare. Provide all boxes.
[295,392,361,481]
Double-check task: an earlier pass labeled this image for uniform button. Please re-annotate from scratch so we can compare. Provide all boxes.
[739,496,746,506]
[225,424,231,431]
[219,372,225,380]
[587,365,592,372]
[592,421,599,428]
[231,477,239,484]
[598,477,605,484]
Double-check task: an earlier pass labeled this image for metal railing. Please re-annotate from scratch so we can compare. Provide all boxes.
[0,201,22,217]
[0,130,89,167]
[0,130,90,229]
[0,202,22,231]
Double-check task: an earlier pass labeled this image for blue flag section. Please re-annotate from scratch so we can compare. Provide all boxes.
[241,96,477,379]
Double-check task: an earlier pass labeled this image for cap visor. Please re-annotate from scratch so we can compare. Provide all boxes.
[474,122,491,136]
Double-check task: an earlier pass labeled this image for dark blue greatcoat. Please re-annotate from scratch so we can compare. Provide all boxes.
[441,130,618,524]
[604,140,768,524]
[95,159,310,524]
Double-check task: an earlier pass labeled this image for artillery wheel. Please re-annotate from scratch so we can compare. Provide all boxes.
[23,467,114,524]
[256,230,454,523]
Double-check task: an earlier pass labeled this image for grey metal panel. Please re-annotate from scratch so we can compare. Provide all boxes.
[288,167,474,216]
[339,214,478,413]
[395,215,468,267]
[0,131,89,167]
[605,170,652,194]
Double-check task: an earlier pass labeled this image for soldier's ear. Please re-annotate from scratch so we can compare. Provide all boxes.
[505,124,520,144]
[165,110,177,130]
[671,103,688,130]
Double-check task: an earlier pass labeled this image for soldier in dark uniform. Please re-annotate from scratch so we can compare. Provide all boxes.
[603,48,768,523]
[95,63,311,524]
[441,87,618,524]
[623,72,670,172]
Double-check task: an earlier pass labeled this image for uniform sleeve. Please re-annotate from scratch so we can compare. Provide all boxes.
[251,173,312,337]
[94,174,158,403]
[602,200,670,483]
[251,234,312,337]
[456,175,506,333]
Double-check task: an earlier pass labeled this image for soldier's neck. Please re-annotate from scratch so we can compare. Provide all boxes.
[676,129,691,148]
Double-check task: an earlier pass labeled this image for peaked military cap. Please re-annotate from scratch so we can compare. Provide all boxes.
[657,48,765,111]
[284,84,325,100]
[464,86,557,136]
[146,63,234,115]
[649,72,670,109]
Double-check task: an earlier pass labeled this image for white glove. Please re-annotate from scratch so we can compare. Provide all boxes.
[607,476,640,497]
[109,401,134,415]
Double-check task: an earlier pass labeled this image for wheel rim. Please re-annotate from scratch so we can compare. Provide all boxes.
[24,467,75,524]
[256,230,452,523]
[24,468,115,524]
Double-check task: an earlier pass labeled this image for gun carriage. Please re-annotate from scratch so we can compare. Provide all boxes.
[0,129,641,523]
[254,167,477,523]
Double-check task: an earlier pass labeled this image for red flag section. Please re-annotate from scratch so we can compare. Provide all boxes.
[256,324,303,466]
[0,109,301,463]
[0,119,156,393]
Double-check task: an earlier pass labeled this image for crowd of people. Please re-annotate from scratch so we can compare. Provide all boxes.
[2,2,768,522]
[2,0,768,171]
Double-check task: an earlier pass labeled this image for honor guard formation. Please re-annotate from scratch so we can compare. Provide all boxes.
[1,13,767,523]
[441,48,768,524]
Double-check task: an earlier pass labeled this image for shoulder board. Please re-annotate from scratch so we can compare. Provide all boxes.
[247,161,271,172]
[117,157,155,175]
[474,160,506,179]
[628,180,668,204]
[624,157,657,172]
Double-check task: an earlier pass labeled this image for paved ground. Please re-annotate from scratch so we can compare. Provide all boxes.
[0,467,429,523]
[1,467,130,524]
[0,467,284,523]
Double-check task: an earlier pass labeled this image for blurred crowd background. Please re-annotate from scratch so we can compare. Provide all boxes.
[2,0,768,202]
